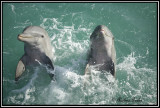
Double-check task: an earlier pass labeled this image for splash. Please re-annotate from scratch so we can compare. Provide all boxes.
[3,3,157,105]
[116,52,157,105]
[8,4,16,14]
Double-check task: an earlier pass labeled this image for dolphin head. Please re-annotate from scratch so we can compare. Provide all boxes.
[90,25,114,40]
[17,26,53,60]
[18,26,49,47]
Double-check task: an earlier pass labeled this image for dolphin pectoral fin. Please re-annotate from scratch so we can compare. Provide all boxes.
[83,64,92,88]
[43,55,55,80]
[111,60,115,78]
[113,62,116,78]
[85,64,90,75]
[15,60,25,81]
[49,73,55,81]
[43,55,54,70]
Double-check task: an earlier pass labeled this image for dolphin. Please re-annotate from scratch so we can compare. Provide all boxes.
[15,26,54,81]
[85,25,116,77]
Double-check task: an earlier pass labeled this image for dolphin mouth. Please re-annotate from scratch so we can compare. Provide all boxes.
[100,29,105,32]
[18,35,33,40]
[100,29,113,39]
[18,35,33,38]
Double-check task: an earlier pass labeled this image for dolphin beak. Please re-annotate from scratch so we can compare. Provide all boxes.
[99,29,105,36]
[18,35,23,39]
[17,34,33,41]
[17,35,23,41]
[100,29,105,32]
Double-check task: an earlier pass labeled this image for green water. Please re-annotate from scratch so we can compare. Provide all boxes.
[2,3,157,105]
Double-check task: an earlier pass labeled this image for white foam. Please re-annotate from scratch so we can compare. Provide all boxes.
[117,52,137,71]
[8,4,16,14]
[37,18,119,104]
[13,20,33,29]
[3,52,10,55]
[146,47,149,55]
[12,68,38,93]
[40,18,90,64]
[4,3,157,105]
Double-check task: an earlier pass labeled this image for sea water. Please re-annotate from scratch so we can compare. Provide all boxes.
[2,3,157,105]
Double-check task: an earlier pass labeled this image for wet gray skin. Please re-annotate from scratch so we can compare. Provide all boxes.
[15,26,54,81]
[85,25,116,77]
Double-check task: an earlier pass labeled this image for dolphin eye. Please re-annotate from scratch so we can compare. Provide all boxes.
[41,35,44,38]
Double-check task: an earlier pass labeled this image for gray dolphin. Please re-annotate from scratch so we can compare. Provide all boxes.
[15,26,54,81]
[85,25,116,77]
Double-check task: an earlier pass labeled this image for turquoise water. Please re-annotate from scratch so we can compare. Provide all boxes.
[2,3,157,105]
